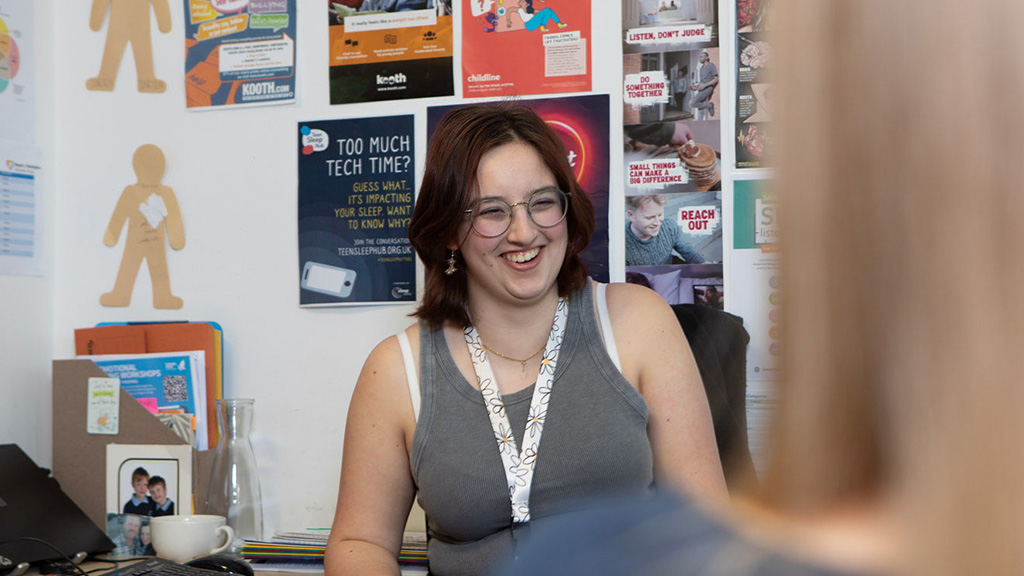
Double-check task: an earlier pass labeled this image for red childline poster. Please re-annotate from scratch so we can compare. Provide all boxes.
[462,0,591,98]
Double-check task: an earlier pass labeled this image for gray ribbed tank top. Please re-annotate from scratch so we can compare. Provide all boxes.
[410,280,654,576]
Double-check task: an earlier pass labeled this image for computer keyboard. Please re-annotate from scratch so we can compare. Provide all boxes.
[99,558,233,576]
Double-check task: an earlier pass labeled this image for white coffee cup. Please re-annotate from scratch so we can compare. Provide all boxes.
[149,515,236,562]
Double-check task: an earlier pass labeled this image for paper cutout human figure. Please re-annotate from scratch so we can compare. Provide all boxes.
[101,145,184,309]
[87,0,172,93]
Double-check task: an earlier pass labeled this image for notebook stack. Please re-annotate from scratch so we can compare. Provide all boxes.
[241,529,427,569]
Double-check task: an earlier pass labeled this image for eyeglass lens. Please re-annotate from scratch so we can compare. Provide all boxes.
[472,188,568,237]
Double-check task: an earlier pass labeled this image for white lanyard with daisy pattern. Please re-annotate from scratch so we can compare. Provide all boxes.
[464,297,568,524]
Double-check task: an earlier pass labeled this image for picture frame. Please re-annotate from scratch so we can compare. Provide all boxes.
[105,444,192,517]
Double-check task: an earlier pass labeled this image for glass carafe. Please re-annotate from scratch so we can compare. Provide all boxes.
[206,398,264,543]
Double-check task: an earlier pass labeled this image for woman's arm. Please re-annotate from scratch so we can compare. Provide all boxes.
[607,283,728,502]
[325,336,417,576]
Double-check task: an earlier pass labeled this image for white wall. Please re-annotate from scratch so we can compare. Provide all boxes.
[0,0,55,463]
[41,2,625,535]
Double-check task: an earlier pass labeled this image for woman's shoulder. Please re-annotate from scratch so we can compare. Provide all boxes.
[603,281,675,323]
[350,323,423,429]
[361,323,420,380]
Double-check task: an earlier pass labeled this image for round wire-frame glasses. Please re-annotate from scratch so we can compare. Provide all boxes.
[464,188,571,238]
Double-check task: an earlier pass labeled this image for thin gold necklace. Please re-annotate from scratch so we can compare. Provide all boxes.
[479,341,547,376]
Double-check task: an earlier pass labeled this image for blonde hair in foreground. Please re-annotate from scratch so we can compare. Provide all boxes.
[767,0,1024,574]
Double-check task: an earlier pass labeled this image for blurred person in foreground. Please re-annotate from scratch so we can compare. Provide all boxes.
[495,1,1024,575]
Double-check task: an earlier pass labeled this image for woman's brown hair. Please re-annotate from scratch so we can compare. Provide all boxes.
[409,103,594,327]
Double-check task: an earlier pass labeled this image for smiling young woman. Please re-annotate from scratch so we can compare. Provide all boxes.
[325,103,726,576]
[454,140,569,316]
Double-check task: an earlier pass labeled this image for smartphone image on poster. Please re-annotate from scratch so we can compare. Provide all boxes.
[301,261,357,298]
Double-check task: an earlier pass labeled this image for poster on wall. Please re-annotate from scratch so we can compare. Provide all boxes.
[462,0,590,99]
[731,179,778,382]
[183,0,297,109]
[427,95,610,282]
[0,140,42,276]
[732,178,778,471]
[297,115,416,306]
[0,0,33,141]
[624,191,723,306]
[622,0,720,195]
[735,0,773,168]
[328,2,453,105]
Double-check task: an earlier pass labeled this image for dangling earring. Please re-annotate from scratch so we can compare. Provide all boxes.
[444,250,458,276]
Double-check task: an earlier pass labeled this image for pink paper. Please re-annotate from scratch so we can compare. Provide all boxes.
[136,397,160,414]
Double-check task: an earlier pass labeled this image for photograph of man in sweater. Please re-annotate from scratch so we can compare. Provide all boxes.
[625,194,707,266]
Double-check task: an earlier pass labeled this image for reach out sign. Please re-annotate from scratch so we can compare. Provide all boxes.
[677,206,719,235]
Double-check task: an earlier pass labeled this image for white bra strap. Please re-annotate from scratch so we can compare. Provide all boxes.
[595,283,622,371]
[397,331,420,422]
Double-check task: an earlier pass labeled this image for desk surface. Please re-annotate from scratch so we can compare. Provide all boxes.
[27,558,426,576]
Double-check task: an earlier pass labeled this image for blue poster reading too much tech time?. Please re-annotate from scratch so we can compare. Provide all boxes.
[298,115,416,306]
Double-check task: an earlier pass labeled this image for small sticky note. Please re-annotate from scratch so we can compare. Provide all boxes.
[137,397,160,414]
[87,377,120,435]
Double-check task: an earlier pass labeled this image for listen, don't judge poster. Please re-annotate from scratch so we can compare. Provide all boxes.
[297,115,416,306]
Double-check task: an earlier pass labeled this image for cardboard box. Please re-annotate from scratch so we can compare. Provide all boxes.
[52,360,216,528]
[73,322,224,449]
